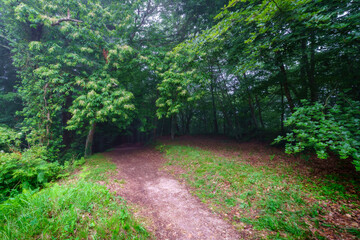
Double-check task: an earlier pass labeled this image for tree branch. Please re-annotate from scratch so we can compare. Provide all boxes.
[0,33,15,44]
[271,0,283,12]
[130,1,159,41]
[52,18,83,26]
[0,43,11,50]
[52,9,83,26]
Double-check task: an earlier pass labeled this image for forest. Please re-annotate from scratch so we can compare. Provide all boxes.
[0,0,360,239]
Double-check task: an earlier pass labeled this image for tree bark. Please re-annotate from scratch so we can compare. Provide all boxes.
[216,64,233,134]
[301,34,317,102]
[243,73,258,128]
[85,122,96,157]
[171,114,177,140]
[279,62,295,113]
[255,95,265,128]
[185,110,193,134]
[30,23,43,41]
[62,95,73,149]
[308,31,317,102]
[247,90,258,129]
[280,82,285,133]
[210,77,219,134]
[301,39,309,99]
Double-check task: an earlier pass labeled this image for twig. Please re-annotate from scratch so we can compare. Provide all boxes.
[0,33,15,44]
[324,89,337,108]
[52,18,83,26]
[0,43,11,50]
[271,0,283,12]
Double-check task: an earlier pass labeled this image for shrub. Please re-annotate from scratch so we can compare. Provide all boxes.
[274,97,360,171]
[0,125,21,153]
[0,146,62,201]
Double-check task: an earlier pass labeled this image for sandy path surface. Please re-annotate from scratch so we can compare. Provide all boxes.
[105,145,240,240]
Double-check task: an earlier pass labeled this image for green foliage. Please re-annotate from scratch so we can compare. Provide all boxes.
[67,70,135,132]
[156,45,206,119]
[1,0,142,154]
[153,0,360,140]
[274,98,360,170]
[0,125,21,152]
[0,152,149,239]
[0,181,149,239]
[0,146,61,201]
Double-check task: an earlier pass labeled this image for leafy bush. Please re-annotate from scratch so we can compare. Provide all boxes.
[0,125,21,152]
[274,98,360,170]
[0,146,62,201]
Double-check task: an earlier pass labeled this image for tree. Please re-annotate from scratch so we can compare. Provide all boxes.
[0,0,141,156]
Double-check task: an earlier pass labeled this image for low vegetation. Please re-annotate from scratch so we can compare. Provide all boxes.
[0,146,62,201]
[0,0,359,238]
[0,154,149,240]
[161,144,360,239]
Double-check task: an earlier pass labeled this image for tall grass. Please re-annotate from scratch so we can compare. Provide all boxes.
[0,154,149,239]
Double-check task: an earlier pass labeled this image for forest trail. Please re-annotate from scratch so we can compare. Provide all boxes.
[105,144,241,240]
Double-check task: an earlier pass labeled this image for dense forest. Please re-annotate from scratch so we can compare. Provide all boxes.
[0,0,360,239]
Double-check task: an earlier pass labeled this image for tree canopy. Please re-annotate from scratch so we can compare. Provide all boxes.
[0,0,359,169]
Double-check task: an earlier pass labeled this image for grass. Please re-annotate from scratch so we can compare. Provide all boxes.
[162,145,360,239]
[0,154,149,239]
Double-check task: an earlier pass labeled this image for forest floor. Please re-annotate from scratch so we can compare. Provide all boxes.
[105,143,240,239]
[104,136,360,240]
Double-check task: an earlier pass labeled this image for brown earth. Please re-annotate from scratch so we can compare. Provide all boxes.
[105,143,242,240]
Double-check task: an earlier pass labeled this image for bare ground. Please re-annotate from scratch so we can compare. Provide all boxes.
[105,144,241,240]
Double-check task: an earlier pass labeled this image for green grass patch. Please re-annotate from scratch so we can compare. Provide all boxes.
[78,153,117,181]
[162,145,359,239]
[0,154,149,239]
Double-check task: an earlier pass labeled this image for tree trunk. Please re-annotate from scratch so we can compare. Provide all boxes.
[308,31,317,102]
[279,62,295,113]
[301,39,309,99]
[247,91,258,129]
[152,116,157,138]
[243,73,258,129]
[255,95,265,128]
[160,118,165,136]
[210,78,218,134]
[280,82,285,133]
[185,112,193,134]
[171,114,177,140]
[62,95,73,149]
[301,34,317,102]
[85,122,96,157]
[30,24,43,41]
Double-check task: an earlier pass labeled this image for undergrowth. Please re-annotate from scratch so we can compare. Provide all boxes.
[0,154,149,239]
[162,145,360,239]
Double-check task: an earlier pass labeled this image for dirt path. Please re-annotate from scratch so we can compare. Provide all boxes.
[105,144,241,240]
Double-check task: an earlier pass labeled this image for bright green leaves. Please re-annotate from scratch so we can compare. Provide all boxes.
[2,0,141,154]
[14,2,41,25]
[28,41,42,51]
[0,145,62,200]
[274,98,360,170]
[156,46,206,119]
[67,71,135,131]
